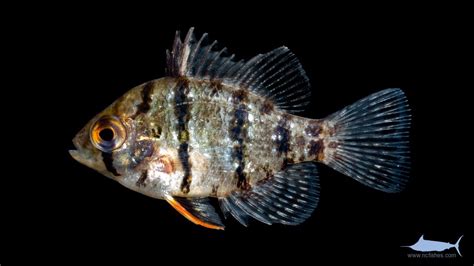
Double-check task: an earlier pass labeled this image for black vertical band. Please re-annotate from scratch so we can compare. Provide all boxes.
[274,114,292,166]
[174,78,193,194]
[131,81,154,118]
[102,152,120,176]
[230,90,250,190]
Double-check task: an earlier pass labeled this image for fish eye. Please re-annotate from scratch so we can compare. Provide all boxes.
[90,116,126,152]
[99,128,114,141]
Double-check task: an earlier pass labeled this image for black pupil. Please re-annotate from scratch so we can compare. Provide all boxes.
[99,128,114,142]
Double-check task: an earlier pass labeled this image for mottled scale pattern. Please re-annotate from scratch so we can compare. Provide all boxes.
[132,77,324,198]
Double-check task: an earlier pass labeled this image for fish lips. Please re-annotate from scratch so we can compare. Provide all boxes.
[69,137,89,166]
[69,135,99,170]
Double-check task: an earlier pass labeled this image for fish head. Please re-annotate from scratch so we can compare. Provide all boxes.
[69,82,175,199]
[69,101,134,179]
[69,116,103,174]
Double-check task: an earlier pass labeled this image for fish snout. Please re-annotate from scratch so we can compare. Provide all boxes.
[69,128,105,172]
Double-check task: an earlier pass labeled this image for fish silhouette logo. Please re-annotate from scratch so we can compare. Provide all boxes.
[402,235,464,257]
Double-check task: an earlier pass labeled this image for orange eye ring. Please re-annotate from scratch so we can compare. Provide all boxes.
[90,116,126,152]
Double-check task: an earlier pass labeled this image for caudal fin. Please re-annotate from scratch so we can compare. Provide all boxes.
[322,88,411,193]
[454,235,463,257]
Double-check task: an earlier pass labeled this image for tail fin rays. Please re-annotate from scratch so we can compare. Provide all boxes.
[321,89,411,193]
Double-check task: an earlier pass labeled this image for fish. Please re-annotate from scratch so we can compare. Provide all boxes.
[402,235,463,256]
[69,28,411,230]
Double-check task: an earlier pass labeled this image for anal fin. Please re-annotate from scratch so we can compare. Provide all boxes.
[165,195,224,230]
[219,162,320,226]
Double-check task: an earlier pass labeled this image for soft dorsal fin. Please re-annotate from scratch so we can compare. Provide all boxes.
[165,195,224,230]
[166,28,312,113]
[218,162,320,226]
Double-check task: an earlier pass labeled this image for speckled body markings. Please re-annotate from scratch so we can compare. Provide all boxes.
[140,78,320,197]
[70,28,411,230]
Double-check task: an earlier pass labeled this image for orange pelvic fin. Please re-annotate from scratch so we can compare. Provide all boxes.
[165,195,224,230]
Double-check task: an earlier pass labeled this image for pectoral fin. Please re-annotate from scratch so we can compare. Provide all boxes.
[165,195,225,230]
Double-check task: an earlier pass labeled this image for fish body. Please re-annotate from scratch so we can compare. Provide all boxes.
[70,28,411,229]
[402,235,463,256]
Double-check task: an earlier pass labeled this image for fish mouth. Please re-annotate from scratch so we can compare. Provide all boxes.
[69,149,81,162]
[69,138,115,179]
[69,145,95,169]
[69,136,80,158]
[69,137,90,166]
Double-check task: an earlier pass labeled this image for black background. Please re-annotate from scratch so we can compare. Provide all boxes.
[4,4,471,264]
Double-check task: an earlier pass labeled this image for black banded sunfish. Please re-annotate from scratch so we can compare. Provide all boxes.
[70,28,411,230]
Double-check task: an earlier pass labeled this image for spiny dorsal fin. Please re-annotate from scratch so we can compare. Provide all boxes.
[166,28,312,114]
[165,195,224,230]
[218,162,320,226]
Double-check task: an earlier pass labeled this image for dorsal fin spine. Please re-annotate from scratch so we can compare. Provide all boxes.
[186,32,205,75]
[195,40,217,77]
[214,54,235,78]
[206,47,227,78]
[172,31,182,75]
[180,28,194,75]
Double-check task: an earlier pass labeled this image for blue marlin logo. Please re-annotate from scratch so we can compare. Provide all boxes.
[402,235,464,257]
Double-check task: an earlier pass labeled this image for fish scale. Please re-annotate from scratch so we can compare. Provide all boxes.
[70,28,411,230]
[143,78,314,198]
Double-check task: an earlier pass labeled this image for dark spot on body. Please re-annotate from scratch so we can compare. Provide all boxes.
[136,170,148,187]
[211,184,219,197]
[233,144,244,163]
[210,80,223,97]
[275,121,291,156]
[265,170,273,180]
[178,142,192,194]
[328,124,340,137]
[286,157,295,164]
[281,113,293,121]
[328,142,338,148]
[131,81,154,118]
[257,164,273,181]
[151,126,162,138]
[308,140,324,160]
[260,99,274,114]
[305,122,322,137]
[129,140,154,169]
[282,158,295,169]
[232,89,249,103]
[102,152,120,176]
[296,136,305,147]
[235,165,250,190]
[230,108,247,140]
[274,115,293,169]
